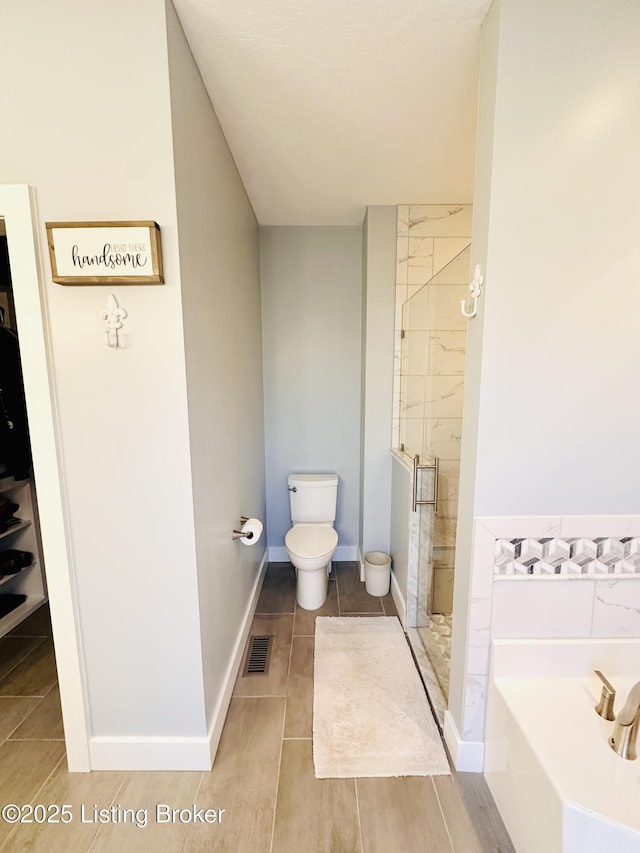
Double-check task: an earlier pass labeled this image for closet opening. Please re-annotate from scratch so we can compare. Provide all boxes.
[0,223,49,625]
[0,218,63,753]
[0,187,89,771]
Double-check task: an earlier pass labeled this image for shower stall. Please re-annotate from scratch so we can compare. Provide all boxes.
[397,244,470,724]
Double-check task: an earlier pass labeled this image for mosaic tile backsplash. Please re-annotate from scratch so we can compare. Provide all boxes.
[495,537,640,577]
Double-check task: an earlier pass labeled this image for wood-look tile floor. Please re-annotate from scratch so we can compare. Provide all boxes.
[0,567,515,852]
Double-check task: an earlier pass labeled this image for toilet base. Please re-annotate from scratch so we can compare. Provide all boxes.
[296,563,330,610]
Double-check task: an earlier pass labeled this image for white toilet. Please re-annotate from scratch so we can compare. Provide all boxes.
[284,473,339,610]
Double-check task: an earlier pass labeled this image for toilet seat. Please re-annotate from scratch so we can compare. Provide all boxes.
[285,525,338,560]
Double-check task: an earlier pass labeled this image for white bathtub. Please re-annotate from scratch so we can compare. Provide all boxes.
[484,639,640,853]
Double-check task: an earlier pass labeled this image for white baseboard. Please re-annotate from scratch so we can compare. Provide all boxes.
[268,544,358,562]
[443,710,484,772]
[89,549,268,771]
[206,549,268,766]
[390,570,406,628]
[88,735,214,771]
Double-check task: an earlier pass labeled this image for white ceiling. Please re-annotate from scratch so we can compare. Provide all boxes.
[172,0,492,225]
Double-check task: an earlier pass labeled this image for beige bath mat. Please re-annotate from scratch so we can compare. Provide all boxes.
[313,616,450,778]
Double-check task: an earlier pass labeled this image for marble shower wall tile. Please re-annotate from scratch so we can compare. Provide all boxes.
[429,245,471,290]
[400,330,428,376]
[407,237,435,286]
[392,384,401,421]
[423,377,465,419]
[403,286,428,330]
[396,236,409,284]
[433,239,472,276]
[425,420,463,462]
[399,417,424,459]
[424,285,468,331]
[407,204,473,237]
[438,500,458,523]
[462,674,487,742]
[407,284,424,301]
[406,502,422,628]
[395,287,407,331]
[467,596,492,675]
[399,375,425,419]
[392,203,471,465]
[417,505,435,624]
[438,461,461,499]
[433,545,455,570]
[428,331,467,375]
[435,512,457,549]
[391,418,400,450]
[397,205,409,236]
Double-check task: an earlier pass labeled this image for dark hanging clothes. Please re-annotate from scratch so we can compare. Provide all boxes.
[0,325,31,480]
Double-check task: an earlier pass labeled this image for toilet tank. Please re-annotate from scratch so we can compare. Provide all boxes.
[288,473,338,524]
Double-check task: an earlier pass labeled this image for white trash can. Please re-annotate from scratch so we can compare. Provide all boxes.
[364,551,391,596]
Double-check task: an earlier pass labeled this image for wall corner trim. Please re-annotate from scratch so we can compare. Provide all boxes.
[443,710,484,773]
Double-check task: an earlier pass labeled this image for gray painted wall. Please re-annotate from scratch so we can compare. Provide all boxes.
[167,5,265,726]
[261,227,363,551]
[359,208,396,557]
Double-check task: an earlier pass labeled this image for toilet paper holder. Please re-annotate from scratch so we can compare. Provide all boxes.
[232,517,256,540]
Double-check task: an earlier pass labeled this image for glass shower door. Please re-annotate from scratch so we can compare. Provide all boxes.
[399,245,470,718]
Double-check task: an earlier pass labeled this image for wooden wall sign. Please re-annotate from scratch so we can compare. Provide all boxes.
[45,221,164,284]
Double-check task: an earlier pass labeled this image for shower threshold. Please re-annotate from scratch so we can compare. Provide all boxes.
[407,627,448,730]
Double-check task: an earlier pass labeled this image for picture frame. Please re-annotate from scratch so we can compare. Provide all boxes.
[45,220,164,285]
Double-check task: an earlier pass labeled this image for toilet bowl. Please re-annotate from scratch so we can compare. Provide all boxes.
[285,523,338,610]
[285,472,339,610]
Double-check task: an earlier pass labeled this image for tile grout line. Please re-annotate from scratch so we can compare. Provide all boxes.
[178,769,205,853]
[353,778,365,853]
[0,695,47,745]
[233,692,288,699]
[174,779,202,853]
[0,636,47,688]
[1,750,67,852]
[256,611,295,616]
[268,598,297,853]
[86,764,135,853]
[7,738,65,742]
[0,692,53,699]
[430,776,457,853]
[4,680,60,745]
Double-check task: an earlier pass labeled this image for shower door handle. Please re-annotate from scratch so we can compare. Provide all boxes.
[412,454,439,514]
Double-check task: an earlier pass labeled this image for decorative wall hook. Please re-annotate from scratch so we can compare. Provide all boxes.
[460,264,484,319]
[101,294,127,348]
